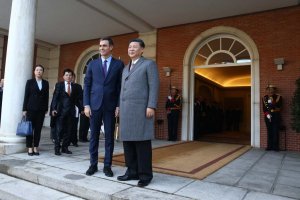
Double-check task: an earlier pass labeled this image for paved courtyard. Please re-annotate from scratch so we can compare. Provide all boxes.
[0,127,299,200]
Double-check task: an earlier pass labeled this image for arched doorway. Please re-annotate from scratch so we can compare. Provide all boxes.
[182,26,260,147]
[193,35,251,144]
[74,45,99,85]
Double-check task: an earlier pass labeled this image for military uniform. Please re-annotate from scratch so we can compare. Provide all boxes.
[262,90,282,151]
[166,93,182,141]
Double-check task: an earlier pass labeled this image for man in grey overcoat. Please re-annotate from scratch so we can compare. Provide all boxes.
[117,38,159,187]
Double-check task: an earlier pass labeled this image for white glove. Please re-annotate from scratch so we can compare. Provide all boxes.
[267,114,271,120]
[168,96,172,100]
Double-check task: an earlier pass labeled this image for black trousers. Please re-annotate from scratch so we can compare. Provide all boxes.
[79,113,89,141]
[123,140,153,181]
[167,110,179,141]
[54,114,74,150]
[265,112,280,150]
[26,111,45,148]
[70,117,79,145]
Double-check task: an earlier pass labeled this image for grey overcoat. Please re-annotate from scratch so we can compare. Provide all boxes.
[119,57,159,141]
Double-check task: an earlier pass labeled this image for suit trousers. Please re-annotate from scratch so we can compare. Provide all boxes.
[265,112,281,150]
[79,113,90,141]
[70,117,79,145]
[26,110,45,148]
[89,108,115,167]
[55,114,74,150]
[123,140,153,181]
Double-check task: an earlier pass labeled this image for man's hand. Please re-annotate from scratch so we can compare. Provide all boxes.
[52,110,57,116]
[146,108,155,118]
[22,111,27,117]
[267,114,272,122]
[84,106,91,118]
[115,107,120,117]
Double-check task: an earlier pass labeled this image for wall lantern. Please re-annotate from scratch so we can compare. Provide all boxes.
[163,67,172,76]
[274,58,284,71]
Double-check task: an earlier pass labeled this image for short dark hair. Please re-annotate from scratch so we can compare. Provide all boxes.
[100,37,114,46]
[63,68,74,76]
[129,38,145,48]
[35,64,44,72]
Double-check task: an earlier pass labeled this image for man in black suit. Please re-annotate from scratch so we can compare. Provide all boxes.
[51,69,83,155]
[84,37,124,177]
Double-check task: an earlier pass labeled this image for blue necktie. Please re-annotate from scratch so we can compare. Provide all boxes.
[103,60,107,77]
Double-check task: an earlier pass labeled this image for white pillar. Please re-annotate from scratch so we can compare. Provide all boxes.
[0,0,37,154]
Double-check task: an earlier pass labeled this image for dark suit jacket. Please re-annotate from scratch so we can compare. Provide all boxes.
[51,81,83,117]
[23,79,49,112]
[83,57,124,111]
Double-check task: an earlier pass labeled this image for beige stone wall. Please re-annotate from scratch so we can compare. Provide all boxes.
[139,30,157,61]
[36,43,60,126]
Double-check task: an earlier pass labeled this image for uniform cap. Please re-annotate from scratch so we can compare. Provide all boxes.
[266,84,277,89]
[171,86,179,91]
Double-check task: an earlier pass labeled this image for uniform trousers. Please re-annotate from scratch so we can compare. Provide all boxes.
[265,112,281,151]
[26,110,45,148]
[123,140,153,181]
[167,110,179,141]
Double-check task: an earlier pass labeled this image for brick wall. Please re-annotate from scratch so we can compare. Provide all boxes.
[156,6,300,151]
[59,33,138,80]
[58,6,300,151]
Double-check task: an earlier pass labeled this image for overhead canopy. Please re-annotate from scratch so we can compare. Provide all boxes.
[0,0,298,45]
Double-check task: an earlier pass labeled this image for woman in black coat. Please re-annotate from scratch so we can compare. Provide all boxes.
[23,64,49,156]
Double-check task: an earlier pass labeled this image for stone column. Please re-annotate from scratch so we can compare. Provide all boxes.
[0,0,37,154]
[139,30,157,61]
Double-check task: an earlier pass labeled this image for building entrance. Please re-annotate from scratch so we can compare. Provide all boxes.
[190,33,253,145]
[193,67,251,145]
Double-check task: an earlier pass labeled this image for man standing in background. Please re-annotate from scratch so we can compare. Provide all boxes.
[262,84,282,151]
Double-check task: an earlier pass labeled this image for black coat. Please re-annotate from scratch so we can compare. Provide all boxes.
[51,81,83,117]
[23,79,49,112]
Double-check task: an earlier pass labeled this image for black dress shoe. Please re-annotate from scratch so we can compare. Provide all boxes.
[61,148,72,154]
[28,152,34,156]
[86,165,98,176]
[55,149,61,156]
[137,179,151,187]
[117,174,139,181]
[103,167,114,177]
[33,151,40,156]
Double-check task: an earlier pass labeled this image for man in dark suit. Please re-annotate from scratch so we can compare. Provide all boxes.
[51,69,83,155]
[84,37,124,177]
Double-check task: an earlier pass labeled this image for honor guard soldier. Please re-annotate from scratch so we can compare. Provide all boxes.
[262,84,282,151]
[166,86,182,141]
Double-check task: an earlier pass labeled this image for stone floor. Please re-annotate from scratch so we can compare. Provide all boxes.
[0,127,299,200]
